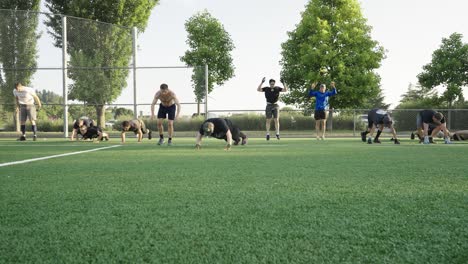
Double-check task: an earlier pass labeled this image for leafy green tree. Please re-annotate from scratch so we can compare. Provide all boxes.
[418,33,468,108]
[45,0,159,126]
[36,89,63,119]
[181,10,235,114]
[280,0,385,110]
[0,1,40,131]
[396,83,440,109]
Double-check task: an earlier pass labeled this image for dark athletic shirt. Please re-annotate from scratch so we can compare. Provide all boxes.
[82,126,102,139]
[73,117,94,129]
[199,118,233,139]
[419,110,445,124]
[261,86,283,104]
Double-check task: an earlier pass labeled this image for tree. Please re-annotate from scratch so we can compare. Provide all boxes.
[396,83,440,109]
[0,1,40,131]
[45,0,159,126]
[280,0,385,110]
[181,10,235,115]
[36,89,63,119]
[418,33,468,108]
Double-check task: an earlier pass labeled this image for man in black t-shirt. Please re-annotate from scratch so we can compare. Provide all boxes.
[121,119,152,143]
[79,125,109,142]
[70,116,95,141]
[195,118,247,150]
[360,109,400,144]
[257,77,288,140]
[416,109,451,144]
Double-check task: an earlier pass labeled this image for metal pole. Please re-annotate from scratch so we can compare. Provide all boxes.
[132,27,138,119]
[62,16,68,138]
[204,64,209,119]
[353,110,356,137]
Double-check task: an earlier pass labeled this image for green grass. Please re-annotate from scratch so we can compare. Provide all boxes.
[0,137,467,263]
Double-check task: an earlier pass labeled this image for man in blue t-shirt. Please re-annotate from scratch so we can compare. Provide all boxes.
[308,81,337,140]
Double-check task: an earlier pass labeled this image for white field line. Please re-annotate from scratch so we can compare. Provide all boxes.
[0,145,121,168]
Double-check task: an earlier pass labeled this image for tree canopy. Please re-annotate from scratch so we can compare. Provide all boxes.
[280,0,385,110]
[418,33,468,108]
[180,10,235,113]
[45,0,158,125]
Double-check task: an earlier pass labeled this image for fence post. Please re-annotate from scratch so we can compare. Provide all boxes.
[353,110,356,137]
[132,27,138,119]
[204,64,209,119]
[62,16,68,138]
[447,109,451,130]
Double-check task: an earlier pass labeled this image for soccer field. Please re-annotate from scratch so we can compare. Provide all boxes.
[1,138,467,263]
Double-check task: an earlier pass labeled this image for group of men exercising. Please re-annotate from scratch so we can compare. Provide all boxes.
[14,80,467,148]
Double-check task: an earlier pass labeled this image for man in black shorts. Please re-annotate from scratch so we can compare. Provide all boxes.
[121,119,152,144]
[150,83,181,146]
[79,125,109,142]
[361,108,400,144]
[195,118,247,150]
[416,110,451,144]
[257,77,288,140]
[70,116,95,141]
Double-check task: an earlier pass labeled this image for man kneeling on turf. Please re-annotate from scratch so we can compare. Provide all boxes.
[79,125,109,142]
[361,108,400,144]
[196,118,247,150]
[121,119,152,144]
[416,110,451,144]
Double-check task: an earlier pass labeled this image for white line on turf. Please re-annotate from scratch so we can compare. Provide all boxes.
[0,145,121,168]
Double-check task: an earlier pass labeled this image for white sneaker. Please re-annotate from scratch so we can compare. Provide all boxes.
[321,136,325,140]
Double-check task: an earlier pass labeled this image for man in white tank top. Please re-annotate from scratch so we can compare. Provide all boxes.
[13,82,42,141]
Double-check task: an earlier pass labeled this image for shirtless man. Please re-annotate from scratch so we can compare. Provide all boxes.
[151,83,181,146]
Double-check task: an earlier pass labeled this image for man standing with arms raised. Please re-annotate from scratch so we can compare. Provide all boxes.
[257,77,288,140]
[151,83,181,146]
[13,82,42,141]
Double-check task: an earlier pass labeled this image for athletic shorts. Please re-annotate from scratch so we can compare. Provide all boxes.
[314,110,327,120]
[157,104,176,120]
[265,103,279,119]
[19,104,37,123]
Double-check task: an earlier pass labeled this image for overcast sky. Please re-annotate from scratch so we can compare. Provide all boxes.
[37,0,468,115]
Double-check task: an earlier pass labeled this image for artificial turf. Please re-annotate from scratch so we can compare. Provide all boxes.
[0,137,467,263]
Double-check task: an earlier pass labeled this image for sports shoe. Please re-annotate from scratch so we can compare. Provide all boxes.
[241,136,248,145]
[429,137,436,144]
[444,138,452,144]
[316,136,320,140]
[394,139,400,144]
[367,137,372,144]
[321,136,325,140]
[168,139,172,146]
[276,134,280,140]
[33,135,37,141]
[158,138,164,145]
[360,131,367,142]
[266,134,270,141]
[148,130,152,140]
[373,139,381,144]
[410,132,415,140]
[17,135,26,141]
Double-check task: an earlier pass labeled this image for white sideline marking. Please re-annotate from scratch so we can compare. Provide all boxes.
[0,145,121,168]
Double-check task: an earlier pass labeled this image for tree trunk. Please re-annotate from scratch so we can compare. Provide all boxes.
[197,101,201,116]
[96,105,106,127]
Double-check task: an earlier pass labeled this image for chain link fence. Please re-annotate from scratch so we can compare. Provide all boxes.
[0,9,206,137]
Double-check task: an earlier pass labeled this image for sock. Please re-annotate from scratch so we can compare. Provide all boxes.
[159,134,164,139]
[21,125,26,135]
[266,132,270,135]
[169,137,172,141]
[32,125,37,135]
[375,130,382,140]
[364,131,369,135]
